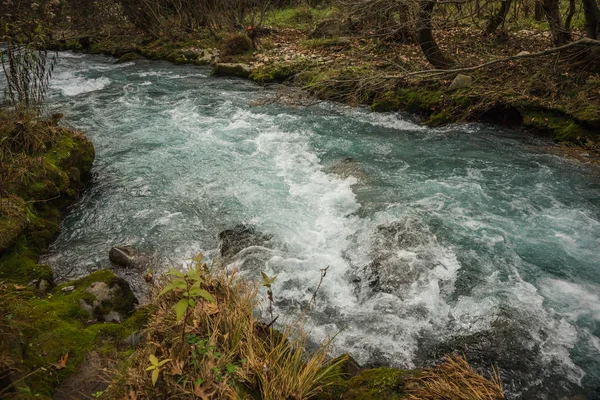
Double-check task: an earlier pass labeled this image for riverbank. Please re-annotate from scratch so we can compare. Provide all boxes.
[0,115,147,398]
[49,7,600,155]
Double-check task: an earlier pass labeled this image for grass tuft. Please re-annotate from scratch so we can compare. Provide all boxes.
[106,256,346,399]
[405,353,504,400]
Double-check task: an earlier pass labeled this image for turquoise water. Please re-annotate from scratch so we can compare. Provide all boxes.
[41,52,599,398]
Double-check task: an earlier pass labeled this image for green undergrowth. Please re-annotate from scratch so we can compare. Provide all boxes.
[264,6,336,30]
[0,270,149,398]
[0,120,94,284]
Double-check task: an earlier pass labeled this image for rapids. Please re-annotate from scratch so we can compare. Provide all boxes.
[40,52,600,398]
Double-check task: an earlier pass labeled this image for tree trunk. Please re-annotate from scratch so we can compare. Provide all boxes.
[543,0,571,45]
[534,0,544,20]
[486,0,513,34]
[582,0,600,39]
[565,0,577,31]
[416,0,454,69]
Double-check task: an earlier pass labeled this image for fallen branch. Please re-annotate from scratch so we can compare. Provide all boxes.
[385,38,600,79]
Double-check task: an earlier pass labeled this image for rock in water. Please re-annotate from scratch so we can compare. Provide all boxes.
[448,74,473,90]
[327,158,368,183]
[218,224,273,261]
[79,278,137,323]
[109,246,151,270]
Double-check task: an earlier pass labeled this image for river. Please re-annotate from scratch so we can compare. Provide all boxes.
[41,52,600,399]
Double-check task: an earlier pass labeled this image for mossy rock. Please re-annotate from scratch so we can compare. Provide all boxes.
[212,63,252,79]
[343,368,409,400]
[1,270,141,397]
[0,196,28,253]
[250,62,306,83]
[76,272,138,322]
[516,103,596,142]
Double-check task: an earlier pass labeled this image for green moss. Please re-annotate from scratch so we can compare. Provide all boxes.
[250,61,309,83]
[344,368,408,400]
[212,63,252,79]
[0,245,53,283]
[395,89,443,114]
[0,196,28,252]
[519,107,594,142]
[3,270,139,396]
[372,99,400,112]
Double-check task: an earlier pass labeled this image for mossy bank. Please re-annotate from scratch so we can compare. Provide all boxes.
[0,119,146,399]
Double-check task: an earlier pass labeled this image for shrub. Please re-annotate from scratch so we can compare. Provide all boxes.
[221,34,254,56]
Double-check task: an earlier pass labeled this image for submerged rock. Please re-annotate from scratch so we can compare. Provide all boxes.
[79,277,138,323]
[327,157,368,183]
[218,224,273,262]
[109,246,152,270]
[356,218,435,296]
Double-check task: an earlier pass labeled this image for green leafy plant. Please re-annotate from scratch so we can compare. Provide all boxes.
[159,254,215,319]
[146,354,171,386]
[260,270,277,320]
[159,253,216,341]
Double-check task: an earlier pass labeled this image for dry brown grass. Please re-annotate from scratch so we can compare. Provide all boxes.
[106,256,345,399]
[405,354,504,400]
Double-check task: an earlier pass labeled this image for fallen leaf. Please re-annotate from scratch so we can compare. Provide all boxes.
[171,359,184,375]
[204,303,219,316]
[13,284,26,291]
[54,352,69,370]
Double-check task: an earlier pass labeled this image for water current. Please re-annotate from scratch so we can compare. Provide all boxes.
[40,52,600,398]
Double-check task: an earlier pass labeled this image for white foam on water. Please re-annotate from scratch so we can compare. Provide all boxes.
[51,71,111,96]
[349,108,426,131]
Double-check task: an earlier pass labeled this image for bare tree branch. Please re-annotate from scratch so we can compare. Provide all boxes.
[383,38,600,79]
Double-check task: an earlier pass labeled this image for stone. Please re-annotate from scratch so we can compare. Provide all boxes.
[516,50,531,56]
[125,331,145,347]
[448,74,473,90]
[212,63,252,79]
[62,285,75,292]
[308,19,352,39]
[116,52,145,63]
[37,279,51,296]
[218,224,273,261]
[109,246,151,270]
[79,278,137,323]
[327,158,368,183]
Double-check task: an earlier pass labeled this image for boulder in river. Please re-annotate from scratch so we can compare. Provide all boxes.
[218,224,273,262]
[109,246,152,271]
[327,157,368,183]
